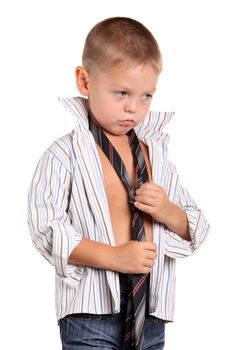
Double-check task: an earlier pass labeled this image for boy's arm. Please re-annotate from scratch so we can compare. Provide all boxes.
[161,156,210,258]
[163,182,210,258]
[27,151,84,288]
[68,238,157,275]
[163,202,191,241]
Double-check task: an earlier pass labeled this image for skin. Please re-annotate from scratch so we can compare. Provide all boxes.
[68,62,190,275]
[135,181,190,237]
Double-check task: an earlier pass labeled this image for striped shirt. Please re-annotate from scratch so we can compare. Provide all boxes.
[27,96,209,322]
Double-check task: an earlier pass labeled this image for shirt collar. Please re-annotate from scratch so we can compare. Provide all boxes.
[58,95,174,142]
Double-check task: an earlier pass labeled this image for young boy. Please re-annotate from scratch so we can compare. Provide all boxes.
[27,17,209,350]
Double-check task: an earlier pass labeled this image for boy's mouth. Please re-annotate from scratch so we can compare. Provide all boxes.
[120,119,135,126]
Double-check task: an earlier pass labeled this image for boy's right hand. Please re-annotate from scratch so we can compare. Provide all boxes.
[113,241,157,274]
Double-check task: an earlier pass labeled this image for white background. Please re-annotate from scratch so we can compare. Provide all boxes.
[1,0,232,349]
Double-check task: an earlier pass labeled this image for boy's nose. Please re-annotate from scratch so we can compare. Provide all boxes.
[124,99,137,114]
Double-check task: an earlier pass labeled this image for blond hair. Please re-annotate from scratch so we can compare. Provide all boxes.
[82,17,162,74]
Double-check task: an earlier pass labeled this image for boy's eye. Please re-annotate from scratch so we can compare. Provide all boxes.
[115,91,127,97]
[142,94,153,100]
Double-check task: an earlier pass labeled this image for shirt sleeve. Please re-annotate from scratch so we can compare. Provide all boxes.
[27,150,84,287]
[164,163,210,259]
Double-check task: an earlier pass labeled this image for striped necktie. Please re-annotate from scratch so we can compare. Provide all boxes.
[89,116,149,350]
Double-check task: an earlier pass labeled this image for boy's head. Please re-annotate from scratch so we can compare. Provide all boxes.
[75,17,162,136]
[82,16,162,74]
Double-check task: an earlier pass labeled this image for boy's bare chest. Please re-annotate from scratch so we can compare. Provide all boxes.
[95,137,153,245]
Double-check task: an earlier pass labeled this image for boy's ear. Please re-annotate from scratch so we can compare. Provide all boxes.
[75,66,90,96]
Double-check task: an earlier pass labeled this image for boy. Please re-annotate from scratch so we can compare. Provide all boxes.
[27,17,209,350]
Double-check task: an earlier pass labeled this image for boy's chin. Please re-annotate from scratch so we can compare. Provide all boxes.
[103,127,132,137]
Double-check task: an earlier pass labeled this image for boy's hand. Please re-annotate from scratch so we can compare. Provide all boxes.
[114,241,157,274]
[134,180,173,225]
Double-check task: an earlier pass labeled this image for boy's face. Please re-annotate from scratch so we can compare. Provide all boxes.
[76,63,159,136]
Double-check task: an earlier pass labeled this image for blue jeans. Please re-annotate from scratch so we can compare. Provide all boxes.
[59,274,165,349]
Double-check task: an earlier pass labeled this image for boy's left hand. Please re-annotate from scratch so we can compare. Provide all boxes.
[134,180,173,224]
